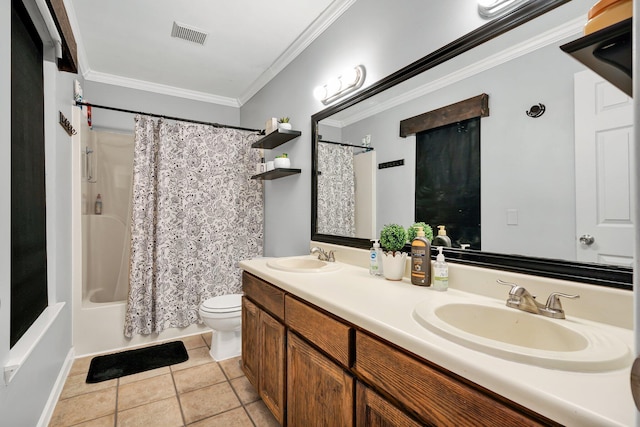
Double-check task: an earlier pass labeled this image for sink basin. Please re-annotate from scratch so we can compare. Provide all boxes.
[266,256,342,273]
[413,297,630,372]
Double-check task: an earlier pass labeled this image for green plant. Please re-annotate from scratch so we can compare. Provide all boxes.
[275,153,288,158]
[407,222,433,242]
[379,224,407,254]
[278,117,290,123]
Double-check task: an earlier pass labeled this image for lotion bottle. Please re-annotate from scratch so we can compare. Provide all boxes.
[410,227,431,286]
[95,194,103,215]
[433,225,452,247]
[369,239,383,276]
[433,247,449,291]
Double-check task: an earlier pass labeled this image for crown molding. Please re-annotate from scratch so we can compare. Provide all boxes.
[336,16,584,128]
[237,0,357,106]
[83,70,241,107]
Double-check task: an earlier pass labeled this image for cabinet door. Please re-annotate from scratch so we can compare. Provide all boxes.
[260,310,286,425]
[356,382,422,427]
[287,331,354,427]
[241,297,260,389]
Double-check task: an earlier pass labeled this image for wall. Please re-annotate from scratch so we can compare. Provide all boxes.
[0,1,78,424]
[239,0,572,256]
[83,81,241,133]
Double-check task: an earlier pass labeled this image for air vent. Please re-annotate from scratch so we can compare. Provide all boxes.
[171,21,208,45]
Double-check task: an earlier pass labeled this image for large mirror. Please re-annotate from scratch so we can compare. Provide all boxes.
[311,0,633,289]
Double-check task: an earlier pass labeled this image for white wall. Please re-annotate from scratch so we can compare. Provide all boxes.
[239,0,588,257]
[83,80,241,133]
[0,1,78,424]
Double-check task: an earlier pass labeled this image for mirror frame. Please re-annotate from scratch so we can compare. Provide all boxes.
[311,0,632,290]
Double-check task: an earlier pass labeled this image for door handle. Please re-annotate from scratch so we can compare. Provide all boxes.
[579,234,595,246]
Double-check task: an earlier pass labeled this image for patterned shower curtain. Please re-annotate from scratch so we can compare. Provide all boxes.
[124,116,263,337]
[317,143,355,237]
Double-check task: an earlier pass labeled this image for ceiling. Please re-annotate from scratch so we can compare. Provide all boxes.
[68,0,356,107]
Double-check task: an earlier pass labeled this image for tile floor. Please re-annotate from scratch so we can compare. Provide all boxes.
[49,334,281,427]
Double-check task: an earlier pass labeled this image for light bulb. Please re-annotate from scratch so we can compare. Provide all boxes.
[313,85,327,101]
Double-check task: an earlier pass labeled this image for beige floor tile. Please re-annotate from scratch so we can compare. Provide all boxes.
[118,373,176,411]
[171,346,214,372]
[69,356,93,377]
[218,356,244,379]
[117,396,183,427]
[118,366,171,386]
[181,334,207,350]
[49,388,116,427]
[230,376,259,404]
[179,381,241,425]
[245,400,281,427]
[59,374,116,400]
[188,407,254,427]
[72,414,115,427]
[173,362,226,394]
[202,333,212,349]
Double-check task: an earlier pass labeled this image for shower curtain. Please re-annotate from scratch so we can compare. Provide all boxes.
[124,116,263,337]
[317,143,355,237]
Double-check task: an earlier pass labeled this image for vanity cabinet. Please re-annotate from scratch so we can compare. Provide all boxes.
[241,272,558,427]
[241,273,286,425]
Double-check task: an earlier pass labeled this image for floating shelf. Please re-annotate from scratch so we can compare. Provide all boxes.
[251,128,302,150]
[560,18,631,97]
[251,168,302,180]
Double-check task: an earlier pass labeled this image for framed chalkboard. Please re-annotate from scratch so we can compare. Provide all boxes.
[11,0,48,348]
[415,118,481,249]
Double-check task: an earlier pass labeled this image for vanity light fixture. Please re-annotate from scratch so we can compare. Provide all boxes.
[477,0,529,18]
[314,65,366,105]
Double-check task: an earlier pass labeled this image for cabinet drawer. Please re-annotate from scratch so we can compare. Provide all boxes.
[285,295,351,368]
[242,272,284,320]
[354,331,554,426]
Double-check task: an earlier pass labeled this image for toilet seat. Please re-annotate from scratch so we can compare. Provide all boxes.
[200,294,242,314]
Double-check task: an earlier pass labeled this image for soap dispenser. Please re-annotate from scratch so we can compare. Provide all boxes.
[369,239,383,276]
[433,247,448,291]
[94,194,103,215]
[411,227,431,286]
[433,225,451,247]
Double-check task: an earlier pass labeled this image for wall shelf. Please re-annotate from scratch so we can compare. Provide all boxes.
[251,168,301,180]
[560,18,631,97]
[251,128,302,150]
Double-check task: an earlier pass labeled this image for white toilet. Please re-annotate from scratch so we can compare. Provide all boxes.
[198,293,243,361]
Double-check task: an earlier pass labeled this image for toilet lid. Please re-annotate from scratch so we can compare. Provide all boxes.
[201,294,242,313]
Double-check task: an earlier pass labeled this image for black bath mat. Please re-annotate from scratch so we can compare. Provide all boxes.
[86,341,188,383]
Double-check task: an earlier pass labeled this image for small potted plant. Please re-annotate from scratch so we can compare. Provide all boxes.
[407,222,433,243]
[379,224,408,280]
[278,117,292,130]
[274,153,291,169]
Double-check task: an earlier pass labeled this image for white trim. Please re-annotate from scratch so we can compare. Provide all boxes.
[4,302,65,385]
[334,17,584,128]
[238,0,357,106]
[37,347,75,427]
[83,70,241,108]
[34,0,62,58]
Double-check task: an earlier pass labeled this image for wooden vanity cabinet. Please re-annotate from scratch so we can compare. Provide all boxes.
[242,272,558,427]
[241,273,286,425]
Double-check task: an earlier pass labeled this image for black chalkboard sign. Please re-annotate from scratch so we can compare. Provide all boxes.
[11,0,48,348]
[415,118,481,249]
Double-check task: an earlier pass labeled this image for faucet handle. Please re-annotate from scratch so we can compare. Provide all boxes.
[541,292,580,319]
[496,279,518,290]
[496,279,525,295]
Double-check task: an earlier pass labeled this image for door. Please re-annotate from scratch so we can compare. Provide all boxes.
[574,70,633,266]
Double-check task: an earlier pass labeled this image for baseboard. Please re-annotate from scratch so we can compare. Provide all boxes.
[37,346,76,427]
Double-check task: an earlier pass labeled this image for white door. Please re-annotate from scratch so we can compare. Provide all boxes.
[574,70,634,266]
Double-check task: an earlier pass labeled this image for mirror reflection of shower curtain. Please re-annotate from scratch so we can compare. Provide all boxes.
[124,116,263,337]
[317,143,356,237]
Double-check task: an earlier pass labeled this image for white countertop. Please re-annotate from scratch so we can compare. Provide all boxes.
[239,255,635,426]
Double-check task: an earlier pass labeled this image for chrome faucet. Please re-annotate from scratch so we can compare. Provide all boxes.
[310,247,335,262]
[497,279,579,319]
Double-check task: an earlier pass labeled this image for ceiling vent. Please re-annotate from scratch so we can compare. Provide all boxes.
[171,21,208,45]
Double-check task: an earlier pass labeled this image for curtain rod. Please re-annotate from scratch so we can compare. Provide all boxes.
[75,101,263,133]
[318,139,373,151]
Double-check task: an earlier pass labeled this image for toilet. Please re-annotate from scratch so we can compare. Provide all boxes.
[198,293,243,361]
